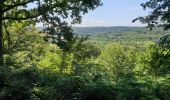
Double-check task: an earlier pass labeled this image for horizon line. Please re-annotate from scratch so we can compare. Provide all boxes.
[36,25,147,28]
[72,25,147,28]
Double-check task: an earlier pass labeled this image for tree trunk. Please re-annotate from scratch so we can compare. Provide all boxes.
[0,2,4,65]
[6,31,10,49]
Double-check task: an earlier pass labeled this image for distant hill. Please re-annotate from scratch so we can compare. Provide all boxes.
[37,26,147,34]
[37,26,168,35]
[36,26,170,44]
[73,26,147,35]
[72,26,170,44]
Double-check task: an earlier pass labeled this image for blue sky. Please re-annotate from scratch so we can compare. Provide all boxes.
[34,0,149,27]
[73,0,149,27]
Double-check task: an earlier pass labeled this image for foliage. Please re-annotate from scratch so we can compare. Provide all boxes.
[133,0,170,30]
[73,26,170,46]
[98,43,137,80]
[0,0,102,64]
[1,0,170,99]
[149,35,170,76]
[1,13,170,100]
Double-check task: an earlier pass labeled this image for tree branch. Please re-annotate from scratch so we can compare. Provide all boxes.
[1,13,41,20]
[3,0,37,12]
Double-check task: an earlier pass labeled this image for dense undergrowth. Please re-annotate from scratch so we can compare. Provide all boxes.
[0,27,170,100]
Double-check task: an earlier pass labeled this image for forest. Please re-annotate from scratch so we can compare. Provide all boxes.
[0,0,170,100]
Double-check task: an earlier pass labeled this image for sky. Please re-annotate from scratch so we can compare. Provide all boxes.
[34,0,149,27]
[73,0,149,27]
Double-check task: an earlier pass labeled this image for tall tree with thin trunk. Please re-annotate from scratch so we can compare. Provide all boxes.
[0,0,102,64]
[0,0,4,64]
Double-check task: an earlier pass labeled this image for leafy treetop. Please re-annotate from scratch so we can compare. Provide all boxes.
[0,0,102,64]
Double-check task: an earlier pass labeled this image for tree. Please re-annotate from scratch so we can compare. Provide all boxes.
[133,0,170,30]
[133,0,170,76]
[0,0,102,64]
[149,35,170,76]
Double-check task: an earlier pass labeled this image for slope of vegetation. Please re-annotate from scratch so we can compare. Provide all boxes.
[0,0,170,100]
[1,25,170,100]
[73,27,170,45]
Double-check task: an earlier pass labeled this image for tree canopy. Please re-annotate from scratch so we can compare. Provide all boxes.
[0,0,102,64]
[133,0,170,30]
[0,1,170,99]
